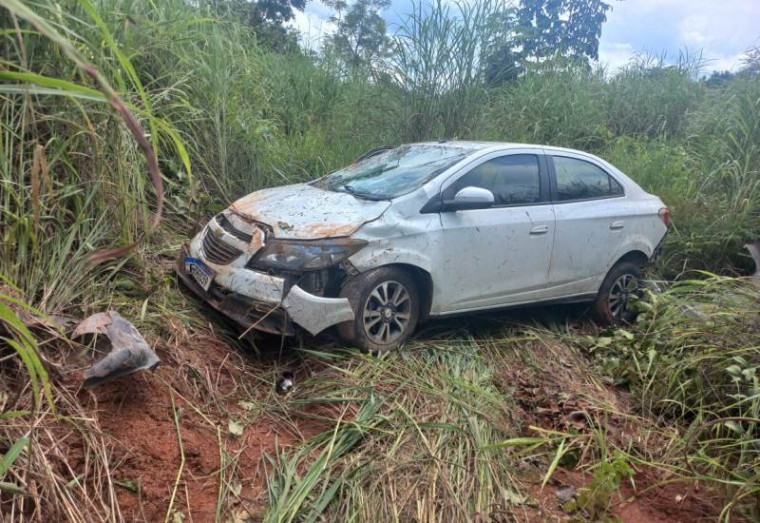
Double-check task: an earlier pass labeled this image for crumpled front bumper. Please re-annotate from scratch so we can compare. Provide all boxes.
[176,245,354,336]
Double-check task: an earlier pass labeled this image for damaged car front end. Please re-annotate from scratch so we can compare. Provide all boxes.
[177,184,387,336]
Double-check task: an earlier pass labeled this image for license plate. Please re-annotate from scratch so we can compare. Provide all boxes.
[185,257,214,291]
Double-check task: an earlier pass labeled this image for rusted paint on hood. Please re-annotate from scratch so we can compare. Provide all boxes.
[230,183,391,240]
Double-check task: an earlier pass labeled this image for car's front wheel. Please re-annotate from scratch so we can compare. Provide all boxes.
[338,267,420,352]
[592,261,644,324]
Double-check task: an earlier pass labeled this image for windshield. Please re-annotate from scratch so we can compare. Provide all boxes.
[312,144,472,199]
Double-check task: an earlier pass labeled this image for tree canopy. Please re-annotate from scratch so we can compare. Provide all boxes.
[325,0,391,72]
[516,0,613,62]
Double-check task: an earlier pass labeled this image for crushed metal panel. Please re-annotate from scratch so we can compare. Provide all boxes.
[282,285,355,335]
[73,311,160,387]
[229,183,390,240]
[217,269,284,302]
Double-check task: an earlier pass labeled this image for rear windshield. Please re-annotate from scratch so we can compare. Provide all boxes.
[312,144,472,200]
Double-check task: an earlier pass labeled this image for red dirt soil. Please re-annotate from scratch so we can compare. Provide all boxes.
[520,469,721,522]
[9,312,727,521]
[76,333,325,522]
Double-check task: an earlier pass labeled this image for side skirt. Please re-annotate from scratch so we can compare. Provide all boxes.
[429,292,599,320]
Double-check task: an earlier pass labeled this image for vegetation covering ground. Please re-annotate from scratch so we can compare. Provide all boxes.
[0,0,759,521]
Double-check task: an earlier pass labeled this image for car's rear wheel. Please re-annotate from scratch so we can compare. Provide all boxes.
[592,261,644,325]
[338,267,420,352]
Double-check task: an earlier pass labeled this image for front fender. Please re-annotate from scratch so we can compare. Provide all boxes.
[348,210,440,275]
[348,239,435,275]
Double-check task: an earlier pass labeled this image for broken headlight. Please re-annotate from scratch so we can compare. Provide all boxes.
[248,238,367,272]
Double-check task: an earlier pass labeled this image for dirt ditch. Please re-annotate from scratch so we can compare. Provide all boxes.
[2,304,726,521]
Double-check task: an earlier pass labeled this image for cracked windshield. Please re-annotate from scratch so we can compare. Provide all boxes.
[314,144,472,199]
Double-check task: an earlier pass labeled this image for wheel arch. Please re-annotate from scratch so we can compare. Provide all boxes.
[613,250,650,269]
[351,263,434,322]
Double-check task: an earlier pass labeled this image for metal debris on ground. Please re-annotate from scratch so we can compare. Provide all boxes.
[73,311,160,387]
[276,371,295,395]
[556,485,577,504]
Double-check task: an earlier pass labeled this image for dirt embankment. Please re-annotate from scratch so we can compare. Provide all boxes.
[2,308,724,522]
[89,332,331,522]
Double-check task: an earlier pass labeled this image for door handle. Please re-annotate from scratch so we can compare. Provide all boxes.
[529,225,549,235]
[610,221,625,230]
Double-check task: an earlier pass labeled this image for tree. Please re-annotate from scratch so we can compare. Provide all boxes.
[325,0,391,72]
[481,7,523,86]
[209,0,306,51]
[740,45,760,75]
[516,0,613,63]
[484,43,523,85]
[705,70,734,88]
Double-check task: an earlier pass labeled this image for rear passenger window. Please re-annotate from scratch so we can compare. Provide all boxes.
[553,156,623,201]
[448,154,541,206]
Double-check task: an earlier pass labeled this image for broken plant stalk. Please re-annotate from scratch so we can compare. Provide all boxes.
[1,0,164,265]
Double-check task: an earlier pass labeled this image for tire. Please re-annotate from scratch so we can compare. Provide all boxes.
[337,266,420,352]
[592,261,644,325]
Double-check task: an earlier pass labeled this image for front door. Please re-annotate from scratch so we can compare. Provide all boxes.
[436,151,556,312]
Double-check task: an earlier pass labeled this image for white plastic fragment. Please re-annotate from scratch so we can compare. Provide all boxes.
[73,311,160,387]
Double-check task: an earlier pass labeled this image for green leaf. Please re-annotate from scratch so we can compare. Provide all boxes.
[0,71,106,100]
[481,437,550,450]
[723,421,742,434]
[115,479,139,492]
[542,439,566,488]
[0,436,29,476]
[0,481,26,496]
[617,329,635,340]
[0,410,31,420]
[0,84,107,101]
[726,365,743,378]
[595,337,613,347]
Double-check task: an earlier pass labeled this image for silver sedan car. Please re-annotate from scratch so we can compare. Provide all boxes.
[178,142,669,351]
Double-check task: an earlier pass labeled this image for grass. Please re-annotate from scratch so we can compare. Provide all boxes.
[260,328,645,521]
[572,276,760,519]
[0,0,759,520]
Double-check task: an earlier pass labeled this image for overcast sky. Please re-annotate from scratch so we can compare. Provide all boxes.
[291,0,760,73]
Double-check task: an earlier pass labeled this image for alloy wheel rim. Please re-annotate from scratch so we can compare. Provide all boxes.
[608,274,638,319]
[363,280,411,344]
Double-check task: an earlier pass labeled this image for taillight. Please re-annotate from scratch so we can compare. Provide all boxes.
[658,207,670,228]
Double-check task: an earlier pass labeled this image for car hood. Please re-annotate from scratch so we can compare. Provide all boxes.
[229,183,391,240]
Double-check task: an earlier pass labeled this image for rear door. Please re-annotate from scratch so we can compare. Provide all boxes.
[436,150,556,312]
[546,153,627,295]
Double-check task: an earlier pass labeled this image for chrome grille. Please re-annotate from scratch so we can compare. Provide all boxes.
[201,229,243,265]
[216,214,253,243]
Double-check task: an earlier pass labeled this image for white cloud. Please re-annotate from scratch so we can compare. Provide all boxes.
[600,0,760,73]
[679,15,710,46]
[703,52,746,73]
[598,41,635,73]
[289,1,337,50]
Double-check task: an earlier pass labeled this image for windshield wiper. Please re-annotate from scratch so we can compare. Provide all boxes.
[341,184,382,200]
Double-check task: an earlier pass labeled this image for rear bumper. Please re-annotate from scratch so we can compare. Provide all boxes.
[650,230,668,264]
[176,245,354,336]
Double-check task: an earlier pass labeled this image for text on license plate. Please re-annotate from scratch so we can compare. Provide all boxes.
[185,257,214,291]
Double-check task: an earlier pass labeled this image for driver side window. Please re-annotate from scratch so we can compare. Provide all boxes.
[446,154,541,206]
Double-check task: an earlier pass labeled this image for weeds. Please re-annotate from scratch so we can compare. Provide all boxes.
[586,276,760,519]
